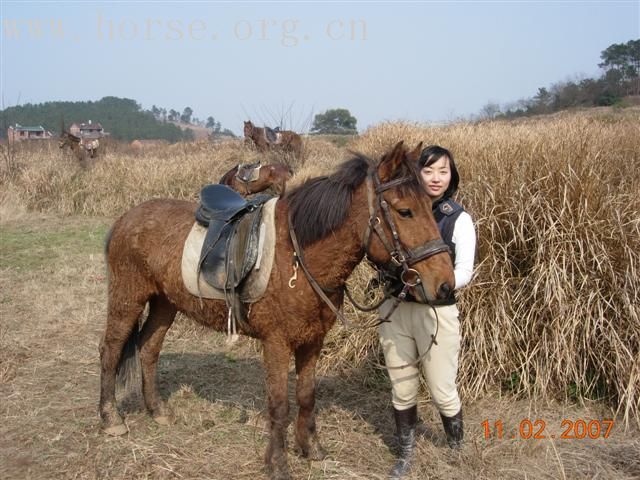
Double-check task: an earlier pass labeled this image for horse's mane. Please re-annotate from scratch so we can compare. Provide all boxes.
[219,165,239,184]
[287,149,425,248]
[287,154,370,248]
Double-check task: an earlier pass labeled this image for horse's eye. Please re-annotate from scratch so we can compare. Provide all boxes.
[398,209,413,218]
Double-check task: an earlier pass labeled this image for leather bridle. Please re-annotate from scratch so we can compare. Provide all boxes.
[363,169,450,300]
[287,167,450,327]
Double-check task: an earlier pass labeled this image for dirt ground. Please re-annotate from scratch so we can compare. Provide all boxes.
[1,214,638,480]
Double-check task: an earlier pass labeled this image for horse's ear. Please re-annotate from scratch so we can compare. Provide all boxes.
[377,141,406,181]
[408,142,423,162]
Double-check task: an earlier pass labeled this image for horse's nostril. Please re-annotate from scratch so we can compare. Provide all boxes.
[437,282,452,299]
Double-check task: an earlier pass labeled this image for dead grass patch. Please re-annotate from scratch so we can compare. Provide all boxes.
[1,109,639,477]
[1,213,639,479]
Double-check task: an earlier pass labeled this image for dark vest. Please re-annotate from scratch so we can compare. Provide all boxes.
[433,198,465,265]
[427,199,464,305]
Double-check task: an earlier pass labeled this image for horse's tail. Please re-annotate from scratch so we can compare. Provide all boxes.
[116,322,143,400]
[104,226,114,257]
[105,223,143,398]
[104,227,113,287]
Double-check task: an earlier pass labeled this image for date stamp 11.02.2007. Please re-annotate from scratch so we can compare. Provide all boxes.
[482,419,614,440]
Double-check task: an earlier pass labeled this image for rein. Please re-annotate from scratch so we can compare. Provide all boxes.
[287,168,450,370]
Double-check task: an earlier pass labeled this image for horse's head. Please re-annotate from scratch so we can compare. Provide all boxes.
[59,132,80,149]
[243,121,254,138]
[366,141,455,303]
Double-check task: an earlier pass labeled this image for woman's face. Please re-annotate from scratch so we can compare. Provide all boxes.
[420,155,451,201]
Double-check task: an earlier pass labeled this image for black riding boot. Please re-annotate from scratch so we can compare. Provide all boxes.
[440,409,463,449]
[389,406,417,479]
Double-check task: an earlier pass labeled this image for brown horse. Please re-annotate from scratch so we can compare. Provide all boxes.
[219,163,292,195]
[59,132,99,167]
[244,120,303,160]
[99,141,454,480]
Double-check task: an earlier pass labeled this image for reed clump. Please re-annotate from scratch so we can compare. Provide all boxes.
[1,108,638,423]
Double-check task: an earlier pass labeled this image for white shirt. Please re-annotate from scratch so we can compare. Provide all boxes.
[450,211,476,289]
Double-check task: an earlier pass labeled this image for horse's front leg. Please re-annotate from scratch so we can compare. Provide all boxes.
[263,339,292,480]
[294,342,327,460]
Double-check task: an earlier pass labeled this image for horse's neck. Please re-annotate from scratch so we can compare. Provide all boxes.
[287,183,369,289]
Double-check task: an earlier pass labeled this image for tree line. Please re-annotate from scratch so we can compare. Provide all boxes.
[148,105,235,137]
[0,97,234,142]
[479,39,640,120]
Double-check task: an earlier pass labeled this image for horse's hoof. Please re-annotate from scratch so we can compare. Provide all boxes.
[296,438,327,461]
[270,471,291,480]
[153,415,174,426]
[266,457,290,480]
[102,423,128,436]
[307,443,327,461]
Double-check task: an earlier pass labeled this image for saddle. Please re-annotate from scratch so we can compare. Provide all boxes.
[236,162,262,183]
[195,184,273,333]
[264,126,281,144]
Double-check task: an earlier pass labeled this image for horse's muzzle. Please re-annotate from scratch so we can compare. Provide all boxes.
[437,282,452,299]
[411,280,452,304]
[409,278,430,303]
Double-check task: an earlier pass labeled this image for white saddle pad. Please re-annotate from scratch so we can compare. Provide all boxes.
[181,197,278,302]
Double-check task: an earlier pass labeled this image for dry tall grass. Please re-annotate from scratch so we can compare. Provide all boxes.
[1,108,638,425]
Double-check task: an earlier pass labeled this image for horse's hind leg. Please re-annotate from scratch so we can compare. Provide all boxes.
[294,342,327,460]
[99,296,147,435]
[138,294,177,425]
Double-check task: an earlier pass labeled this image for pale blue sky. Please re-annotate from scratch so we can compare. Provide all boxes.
[1,1,638,134]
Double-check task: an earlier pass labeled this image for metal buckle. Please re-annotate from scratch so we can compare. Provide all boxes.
[390,251,406,266]
[401,268,421,287]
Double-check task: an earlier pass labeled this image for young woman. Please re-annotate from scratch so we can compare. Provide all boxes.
[379,145,476,478]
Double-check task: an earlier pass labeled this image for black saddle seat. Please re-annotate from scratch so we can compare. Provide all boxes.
[197,184,247,224]
[195,184,273,288]
[194,184,274,334]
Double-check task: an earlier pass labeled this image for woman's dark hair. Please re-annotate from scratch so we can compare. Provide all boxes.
[418,145,460,199]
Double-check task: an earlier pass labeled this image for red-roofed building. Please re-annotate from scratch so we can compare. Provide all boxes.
[69,120,104,137]
[7,124,53,143]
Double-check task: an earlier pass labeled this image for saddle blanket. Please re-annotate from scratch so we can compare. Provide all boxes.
[181,197,278,301]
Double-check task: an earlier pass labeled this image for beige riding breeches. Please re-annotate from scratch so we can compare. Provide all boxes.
[378,299,461,417]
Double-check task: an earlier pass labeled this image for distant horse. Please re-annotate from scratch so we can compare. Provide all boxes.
[219,162,292,195]
[244,120,303,160]
[59,132,99,168]
[99,141,454,480]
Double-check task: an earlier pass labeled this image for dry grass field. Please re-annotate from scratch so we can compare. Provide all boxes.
[1,108,639,479]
